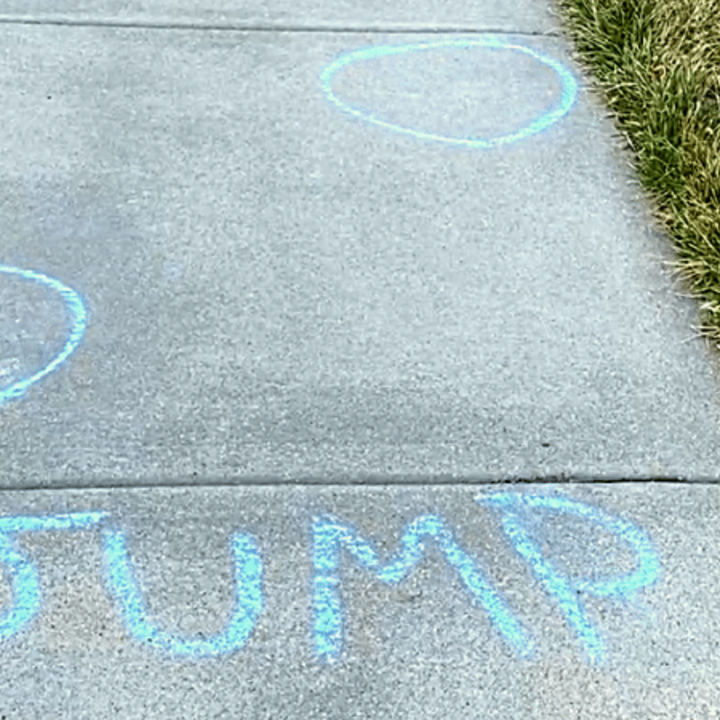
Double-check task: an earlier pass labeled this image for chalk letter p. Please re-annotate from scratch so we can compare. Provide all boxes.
[477,492,661,664]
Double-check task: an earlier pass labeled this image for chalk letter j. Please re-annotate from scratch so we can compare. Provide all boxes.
[0,512,107,641]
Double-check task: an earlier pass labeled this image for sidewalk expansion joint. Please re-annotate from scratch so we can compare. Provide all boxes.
[0,477,697,493]
[0,16,563,36]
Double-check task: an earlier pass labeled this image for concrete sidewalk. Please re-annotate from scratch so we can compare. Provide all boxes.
[0,483,715,718]
[0,0,719,717]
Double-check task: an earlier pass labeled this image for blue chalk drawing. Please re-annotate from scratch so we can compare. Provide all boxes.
[312,514,534,664]
[478,492,661,664]
[0,265,87,405]
[0,512,107,640]
[0,497,662,666]
[102,527,263,659]
[320,37,578,148]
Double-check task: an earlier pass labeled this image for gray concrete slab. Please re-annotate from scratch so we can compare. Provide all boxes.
[2,6,720,715]
[0,0,560,34]
[0,483,715,718]
[2,24,720,485]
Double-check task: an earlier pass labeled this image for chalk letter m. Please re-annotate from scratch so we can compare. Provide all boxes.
[312,514,534,663]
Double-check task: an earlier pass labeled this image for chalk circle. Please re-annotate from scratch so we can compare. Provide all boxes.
[320,37,578,148]
[0,265,86,405]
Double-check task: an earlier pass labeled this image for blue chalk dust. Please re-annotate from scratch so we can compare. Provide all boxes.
[102,528,264,658]
[312,514,534,664]
[0,512,107,640]
[0,265,87,405]
[320,36,578,147]
[478,492,661,664]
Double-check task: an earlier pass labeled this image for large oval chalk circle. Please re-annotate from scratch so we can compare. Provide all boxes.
[0,265,86,405]
[320,37,578,148]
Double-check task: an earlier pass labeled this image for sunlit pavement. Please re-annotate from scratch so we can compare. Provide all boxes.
[0,1,719,717]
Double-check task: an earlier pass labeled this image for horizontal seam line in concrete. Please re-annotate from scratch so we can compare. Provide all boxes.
[0,17,563,35]
[0,478,697,493]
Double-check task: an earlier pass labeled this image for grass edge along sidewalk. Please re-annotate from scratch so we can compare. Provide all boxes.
[549,0,720,347]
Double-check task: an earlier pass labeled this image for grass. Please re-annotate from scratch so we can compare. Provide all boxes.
[549,0,720,345]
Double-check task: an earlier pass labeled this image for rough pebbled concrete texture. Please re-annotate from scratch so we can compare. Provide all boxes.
[0,484,716,718]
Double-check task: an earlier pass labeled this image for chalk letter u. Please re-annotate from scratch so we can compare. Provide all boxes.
[102,527,263,658]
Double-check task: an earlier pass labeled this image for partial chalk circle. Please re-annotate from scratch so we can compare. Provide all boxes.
[0,265,87,406]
